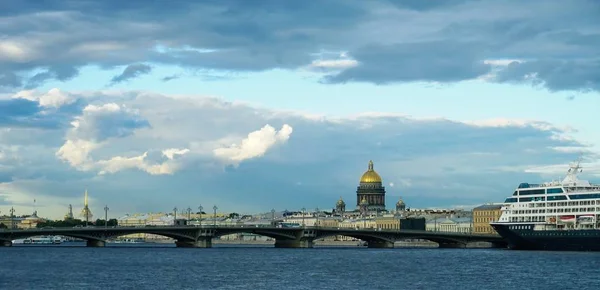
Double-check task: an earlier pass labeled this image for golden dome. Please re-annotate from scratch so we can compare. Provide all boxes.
[359,160,382,183]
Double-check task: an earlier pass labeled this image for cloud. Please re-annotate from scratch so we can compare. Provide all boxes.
[109,64,152,85]
[214,124,293,165]
[1,0,599,91]
[0,89,596,219]
[161,74,179,82]
[55,102,153,173]
[322,41,491,84]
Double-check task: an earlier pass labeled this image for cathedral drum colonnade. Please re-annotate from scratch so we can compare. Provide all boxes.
[356,160,386,212]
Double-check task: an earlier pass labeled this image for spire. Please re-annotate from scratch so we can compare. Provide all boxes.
[368,160,374,171]
[84,189,88,207]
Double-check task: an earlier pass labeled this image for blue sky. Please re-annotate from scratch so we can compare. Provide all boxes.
[1,0,600,219]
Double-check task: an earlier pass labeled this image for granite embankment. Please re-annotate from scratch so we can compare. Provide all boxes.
[146,239,497,248]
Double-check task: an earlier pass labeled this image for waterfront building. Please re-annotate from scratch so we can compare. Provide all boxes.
[18,211,45,229]
[334,197,346,215]
[375,215,400,230]
[426,217,472,233]
[472,204,503,234]
[356,160,386,212]
[395,197,406,213]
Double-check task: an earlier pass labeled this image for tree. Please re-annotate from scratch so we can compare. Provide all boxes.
[0,223,6,229]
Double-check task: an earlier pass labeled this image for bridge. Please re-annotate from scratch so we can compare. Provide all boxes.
[0,226,507,248]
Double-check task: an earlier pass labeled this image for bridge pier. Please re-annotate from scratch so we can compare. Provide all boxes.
[86,240,106,247]
[438,242,466,249]
[490,241,508,249]
[367,240,394,249]
[274,239,313,248]
[0,240,12,247]
[175,239,212,248]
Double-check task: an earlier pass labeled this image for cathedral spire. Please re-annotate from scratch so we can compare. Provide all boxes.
[84,189,88,207]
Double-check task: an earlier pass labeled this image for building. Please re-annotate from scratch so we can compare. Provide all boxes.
[334,197,346,215]
[356,160,386,212]
[473,204,503,234]
[80,190,93,222]
[395,197,406,213]
[18,211,45,229]
[426,217,472,233]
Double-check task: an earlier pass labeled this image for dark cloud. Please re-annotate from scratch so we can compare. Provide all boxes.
[494,60,600,92]
[25,66,79,89]
[109,64,152,85]
[0,71,22,88]
[0,98,53,128]
[322,42,492,84]
[161,75,179,82]
[384,0,472,11]
[2,0,600,91]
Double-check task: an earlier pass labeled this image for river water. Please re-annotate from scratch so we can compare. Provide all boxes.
[2,243,600,289]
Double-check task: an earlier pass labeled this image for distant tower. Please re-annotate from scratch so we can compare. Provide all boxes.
[359,197,369,216]
[64,204,74,220]
[396,197,406,213]
[335,197,346,215]
[80,189,93,223]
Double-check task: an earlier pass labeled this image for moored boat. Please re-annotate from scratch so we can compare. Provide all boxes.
[491,159,600,251]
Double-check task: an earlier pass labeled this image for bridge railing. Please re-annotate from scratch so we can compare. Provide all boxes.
[0,225,499,237]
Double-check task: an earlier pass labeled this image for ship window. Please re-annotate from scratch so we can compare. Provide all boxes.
[513,191,518,196]
[547,195,567,201]
[519,189,545,195]
[519,197,533,202]
[569,194,600,200]
[504,198,517,203]
[547,188,564,194]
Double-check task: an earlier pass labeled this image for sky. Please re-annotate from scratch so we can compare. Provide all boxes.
[1,0,600,219]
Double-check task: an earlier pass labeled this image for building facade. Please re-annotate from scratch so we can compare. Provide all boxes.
[356,160,386,211]
[473,204,502,234]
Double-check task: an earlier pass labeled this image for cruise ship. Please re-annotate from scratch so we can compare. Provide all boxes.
[491,159,600,251]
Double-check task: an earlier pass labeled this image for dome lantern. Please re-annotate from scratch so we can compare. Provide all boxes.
[359,160,383,183]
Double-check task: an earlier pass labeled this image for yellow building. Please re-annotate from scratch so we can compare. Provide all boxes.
[375,215,400,230]
[473,204,502,234]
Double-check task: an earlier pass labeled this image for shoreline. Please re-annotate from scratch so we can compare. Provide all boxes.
[144,239,498,248]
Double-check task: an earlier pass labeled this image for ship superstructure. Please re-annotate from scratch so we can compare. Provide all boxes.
[491,159,600,251]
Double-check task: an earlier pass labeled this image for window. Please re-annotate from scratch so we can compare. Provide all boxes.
[519,189,545,195]
[569,194,600,200]
[547,188,564,194]
[547,195,567,201]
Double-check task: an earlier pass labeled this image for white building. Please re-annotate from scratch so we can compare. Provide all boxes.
[426,217,472,233]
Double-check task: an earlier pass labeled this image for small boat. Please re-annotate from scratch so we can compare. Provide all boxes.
[12,236,62,244]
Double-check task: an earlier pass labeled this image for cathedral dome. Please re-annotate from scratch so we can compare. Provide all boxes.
[336,197,346,206]
[359,160,382,183]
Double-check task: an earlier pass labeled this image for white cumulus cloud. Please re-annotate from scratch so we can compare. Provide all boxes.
[213,124,293,163]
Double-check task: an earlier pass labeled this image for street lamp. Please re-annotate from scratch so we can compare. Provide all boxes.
[301,207,306,227]
[198,205,203,227]
[186,207,192,221]
[104,205,109,228]
[271,209,275,226]
[9,207,15,229]
[173,207,178,225]
[213,205,218,227]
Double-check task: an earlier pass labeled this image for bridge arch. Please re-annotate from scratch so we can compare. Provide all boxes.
[213,228,298,240]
